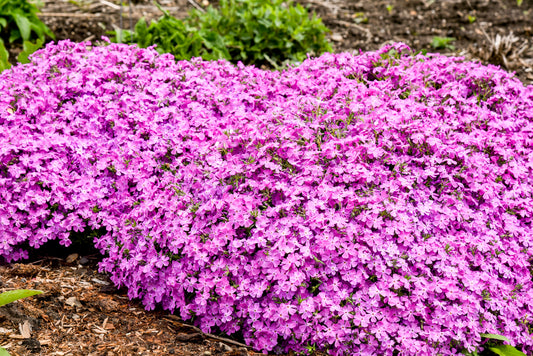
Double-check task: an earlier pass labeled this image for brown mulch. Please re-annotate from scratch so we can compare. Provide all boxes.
[0,257,264,356]
[1,0,533,355]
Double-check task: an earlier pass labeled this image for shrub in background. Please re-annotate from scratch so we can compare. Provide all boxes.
[114,3,231,62]
[114,0,332,68]
[0,0,55,70]
[1,40,533,355]
[187,0,332,67]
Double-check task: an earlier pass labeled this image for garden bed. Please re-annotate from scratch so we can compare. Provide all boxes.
[0,1,533,356]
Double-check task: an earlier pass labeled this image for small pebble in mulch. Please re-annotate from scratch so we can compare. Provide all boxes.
[65,253,79,264]
[216,342,233,353]
[64,296,83,308]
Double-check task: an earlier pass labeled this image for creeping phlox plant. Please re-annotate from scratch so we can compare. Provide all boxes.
[1,40,533,355]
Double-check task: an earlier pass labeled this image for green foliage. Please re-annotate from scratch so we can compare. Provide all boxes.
[17,38,43,63]
[0,37,44,71]
[0,0,54,71]
[114,3,230,62]
[480,333,512,342]
[0,40,9,71]
[0,289,43,307]
[431,36,456,50]
[488,345,526,356]
[113,0,332,68]
[0,0,55,44]
[462,334,526,356]
[0,289,43,356]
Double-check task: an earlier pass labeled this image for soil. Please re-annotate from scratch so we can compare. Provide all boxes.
[0,255,261,356]
[1,0,533,355]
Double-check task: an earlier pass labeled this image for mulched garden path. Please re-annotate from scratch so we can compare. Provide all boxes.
[1,0,532,355]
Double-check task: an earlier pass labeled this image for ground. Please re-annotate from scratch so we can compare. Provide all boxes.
[1,0,532,355]
[1,257,258,356]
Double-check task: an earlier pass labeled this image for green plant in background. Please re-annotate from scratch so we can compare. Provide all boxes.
[114,0,332,69]
[0,0,55,71]
[468,14,476,23]
[189,0,332,67]
[0,0,54,43]
[16,38,43,63]
[0,41,9,71]
[431,36,456,50]
[114,3,230,62]
[0,289,43,356]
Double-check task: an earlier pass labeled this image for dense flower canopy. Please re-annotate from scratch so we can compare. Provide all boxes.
[1,40,533,355]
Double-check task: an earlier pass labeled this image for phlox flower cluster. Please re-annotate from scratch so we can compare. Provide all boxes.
[1,39,533,355]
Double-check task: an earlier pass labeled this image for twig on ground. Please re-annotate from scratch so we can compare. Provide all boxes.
[38,12,103,18]
[333,19,372,43]
[163,315,253,349]
[300,0,340,16]
[100,0,120,10]
[187,0,205,13]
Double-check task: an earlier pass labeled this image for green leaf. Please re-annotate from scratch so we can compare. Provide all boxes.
[0,290,43,307]
[111,26,129,44]
[488,345,526,356]
[17,38,43,64]
[0,346,11,356]
[134,17,149,47]
[12,12,32,42]
[0,17,7,29]
[431,36,456,50]
[0,40,11,72]
[312,255,324,264]
[154,1,170,17]
[480,333,511,342]
[8,28,21,43]
[29,19,54,41]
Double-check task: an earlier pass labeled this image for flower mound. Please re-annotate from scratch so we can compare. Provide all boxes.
[1,40,533,355]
